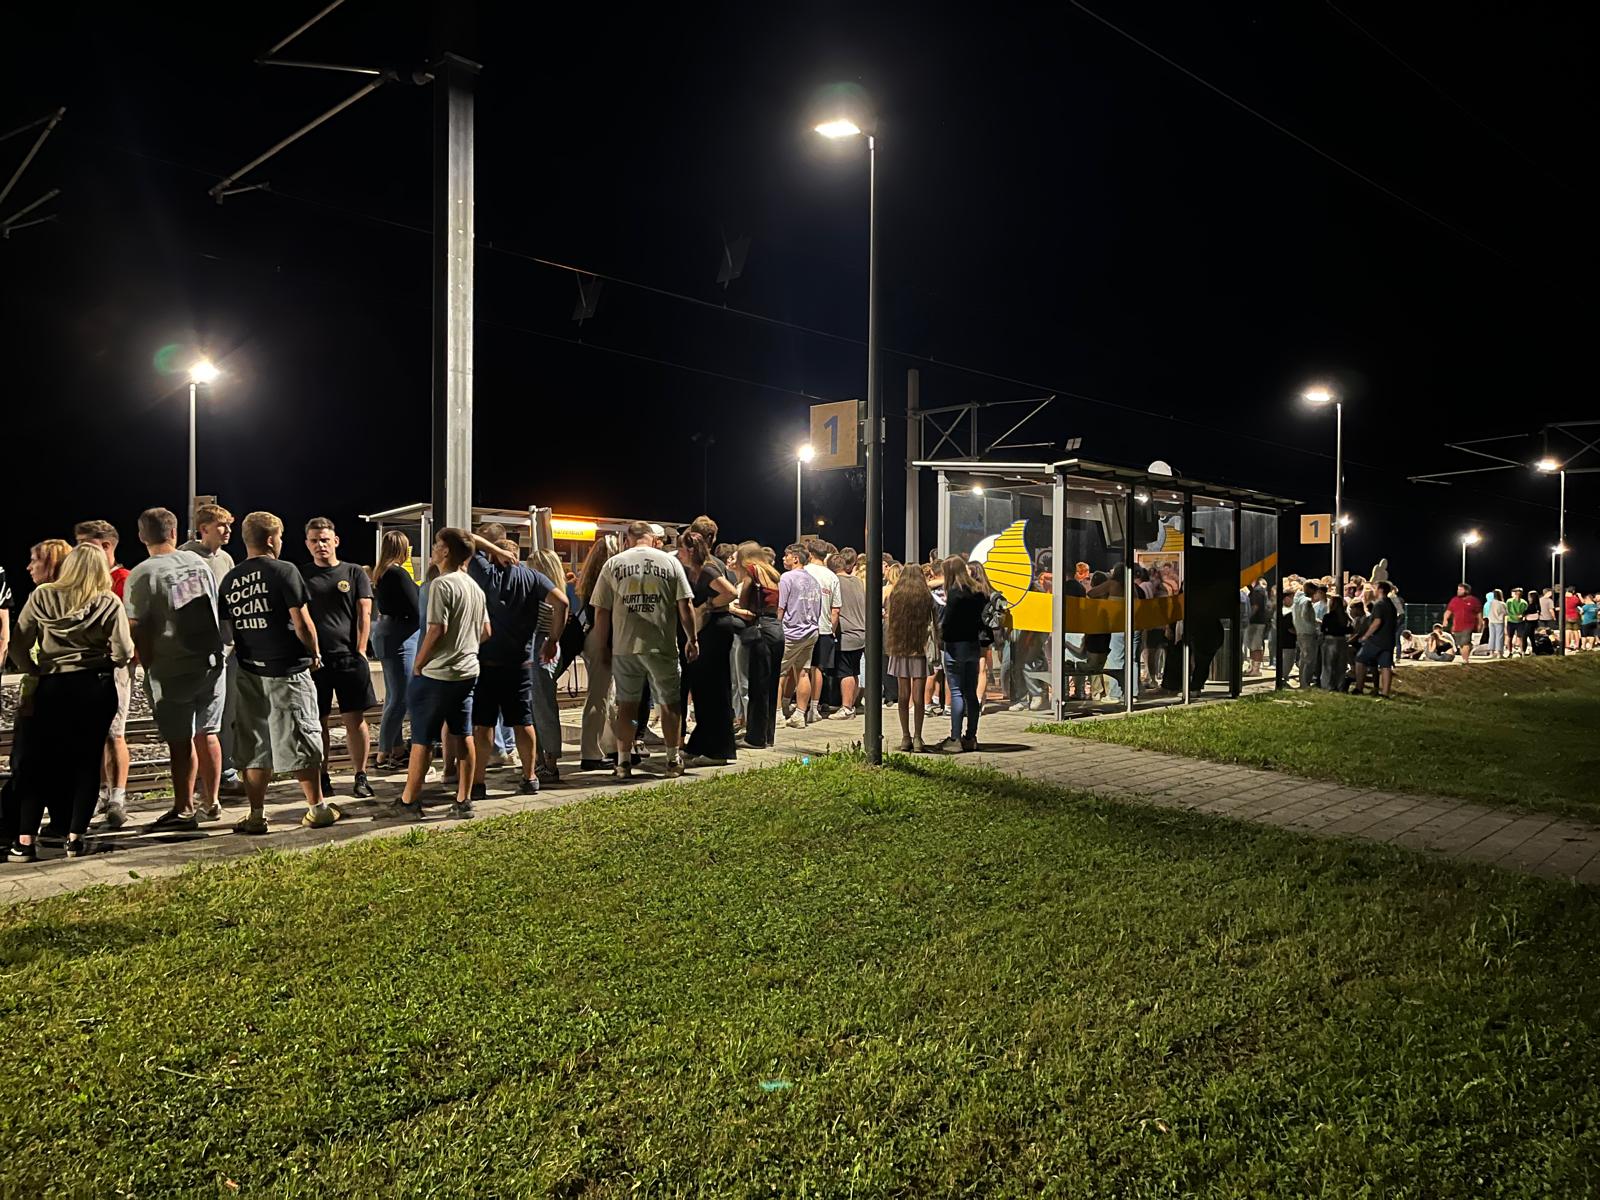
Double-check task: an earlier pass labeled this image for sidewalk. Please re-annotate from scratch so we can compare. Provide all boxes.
[3,709,1597,904]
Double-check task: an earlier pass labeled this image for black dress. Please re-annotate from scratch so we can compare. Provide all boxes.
[684,559,739,760]
[741,577,784,749]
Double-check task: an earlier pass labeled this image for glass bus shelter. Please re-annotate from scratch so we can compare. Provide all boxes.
[915,458,1296,719]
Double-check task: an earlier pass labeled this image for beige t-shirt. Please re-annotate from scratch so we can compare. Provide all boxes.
[422,570,486,681]
[590,545,692,658]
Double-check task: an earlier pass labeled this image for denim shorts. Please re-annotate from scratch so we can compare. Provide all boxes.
[146,664,227,744]
[409,674,477,743]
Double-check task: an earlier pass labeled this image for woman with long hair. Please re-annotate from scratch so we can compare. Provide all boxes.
[5,543,132,860]
[732,542,784,749]
[968,560,1005,712]
[677,530,740,765]
[2,539,74,848]
[576,535,620,770]
[939,555,989,752]
[885,565,937,751]
[370,531,419,770]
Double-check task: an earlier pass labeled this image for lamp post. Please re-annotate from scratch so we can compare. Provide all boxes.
[187,360,219,541]
[1537,458,1567,654]
[1459,530,1480,582]
[816,114,882,764]
[795,443,815,542]
[1303,388,1343,585]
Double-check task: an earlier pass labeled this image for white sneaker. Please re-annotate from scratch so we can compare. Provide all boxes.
[488,750,512,768]
[784,713,807,730]
[829,707,855,720]
[805,708,820,725]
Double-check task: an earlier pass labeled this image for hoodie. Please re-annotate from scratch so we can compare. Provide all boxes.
[9,588,133,675]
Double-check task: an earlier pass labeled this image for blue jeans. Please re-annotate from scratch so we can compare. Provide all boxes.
[1107,631,1141,701]
[943,644,982,741]
[377,629,419,753]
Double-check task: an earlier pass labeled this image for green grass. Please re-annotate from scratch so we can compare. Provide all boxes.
[1035,654,1600,819]
[1,757,1597,1196]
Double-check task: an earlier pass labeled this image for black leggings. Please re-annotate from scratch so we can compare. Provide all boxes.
[22,671,118,839]
[743,622,783,748]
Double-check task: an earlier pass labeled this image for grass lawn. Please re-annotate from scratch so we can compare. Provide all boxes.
[1,757,1596,1197]
[1035,654,1600,820]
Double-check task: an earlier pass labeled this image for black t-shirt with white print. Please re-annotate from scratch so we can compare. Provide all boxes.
[300,561,372,664]
[221,556,313,677]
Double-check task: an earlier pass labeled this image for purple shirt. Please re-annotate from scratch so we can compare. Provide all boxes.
[778,567,822,642]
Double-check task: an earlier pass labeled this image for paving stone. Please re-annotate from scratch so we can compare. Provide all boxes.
[1455,816,1557,867]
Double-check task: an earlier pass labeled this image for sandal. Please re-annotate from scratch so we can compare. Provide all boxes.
[233,814,270,836]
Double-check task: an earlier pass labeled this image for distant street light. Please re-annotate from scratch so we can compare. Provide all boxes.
[1303,387,1344,584]
[796,443,815,541]
[1459,530,1481,582]
[815,110,882,764]
[187,360,219,540]
[1536,457,1568,653]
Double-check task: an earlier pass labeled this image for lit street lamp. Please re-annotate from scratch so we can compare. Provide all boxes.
[1459,530,1481,582]
[795,443,814,542]
[816,112,882,764]
[1303,387,1344,584]
[1536,457,1567,653]
[187,359,220,541]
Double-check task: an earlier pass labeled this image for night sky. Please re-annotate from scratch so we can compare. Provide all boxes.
[2,1,1591,600]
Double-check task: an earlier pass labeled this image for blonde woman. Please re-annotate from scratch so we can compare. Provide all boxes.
[6,543,132,859]
[370,531,420,769]
[575,535,620,769]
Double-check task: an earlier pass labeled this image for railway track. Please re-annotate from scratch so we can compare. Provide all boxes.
[0,683,591,795]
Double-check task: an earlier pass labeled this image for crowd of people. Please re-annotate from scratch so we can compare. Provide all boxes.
[0,507,1025,860]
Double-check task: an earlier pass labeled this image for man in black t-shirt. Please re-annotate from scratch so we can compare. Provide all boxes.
[301,518,376,799]
[219,511,339,833]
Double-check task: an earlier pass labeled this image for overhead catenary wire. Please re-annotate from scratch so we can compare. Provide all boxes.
[87,135,1585,522]
[1066,1,1514,263]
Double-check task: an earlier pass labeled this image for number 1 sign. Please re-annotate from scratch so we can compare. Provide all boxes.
[1299,513,1332,545]
[808,400,861,471]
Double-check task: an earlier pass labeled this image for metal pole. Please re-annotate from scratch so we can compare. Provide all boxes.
[1558,470,1566,655]
[187,380,198,542]
[795,459,803,544]
[863,133,884,765]
[430,55,479,534]
[1461,541,1467,583]
[906,368,920,563]
[1332,400,1343,586]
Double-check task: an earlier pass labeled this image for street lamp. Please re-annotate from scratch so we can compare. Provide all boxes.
[1303,387,1343,585]
[815,112,882,764]
[795,443,815,541]
[1537,458,1567,653]
[1459,530,1481,582]
[187,360,220,540]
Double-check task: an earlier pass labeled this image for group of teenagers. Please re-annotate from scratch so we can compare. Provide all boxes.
[0,504,1018,859]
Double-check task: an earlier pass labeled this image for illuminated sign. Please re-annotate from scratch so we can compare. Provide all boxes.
[550,518,598,542]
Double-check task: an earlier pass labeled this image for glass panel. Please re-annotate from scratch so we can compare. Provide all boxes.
[1131,490,1184,708]
[1192,496,1235,551]
[1049,477,1134,714]
[1240,508,1278,687]
[944,482,1053,716]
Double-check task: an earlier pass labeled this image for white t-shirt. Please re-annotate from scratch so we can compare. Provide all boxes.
[591,545,693,658]
[804,562,841,637]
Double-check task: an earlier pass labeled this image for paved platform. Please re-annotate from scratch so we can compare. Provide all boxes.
[3,709,1597,904]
